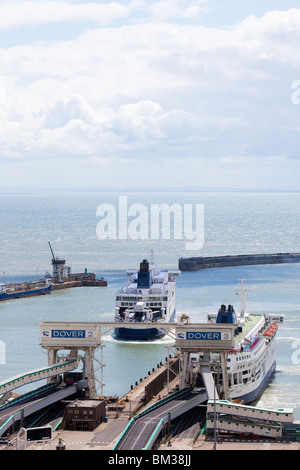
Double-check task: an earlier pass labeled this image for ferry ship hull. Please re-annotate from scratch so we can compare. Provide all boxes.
[204,283,284,407]
[114,308,176,341]
[231,360,276,405]
[114,326,166,341]
[226,314,278,404]
[114,258,179,341]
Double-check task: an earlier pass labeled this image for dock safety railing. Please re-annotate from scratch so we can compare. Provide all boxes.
[0,383,79,437]
[142,391,207,450]
[113,388,191,450]
[0,383,58,412]
[114,388,208,450]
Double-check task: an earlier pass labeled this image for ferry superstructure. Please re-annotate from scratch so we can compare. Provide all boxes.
[207,280,284,404]
[114,259,180,341]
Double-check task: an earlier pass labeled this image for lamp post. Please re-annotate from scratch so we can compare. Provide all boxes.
[213,360,220,451]
[213,379,217,450]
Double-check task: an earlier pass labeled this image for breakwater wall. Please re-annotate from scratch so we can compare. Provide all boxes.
[178,253,300,271]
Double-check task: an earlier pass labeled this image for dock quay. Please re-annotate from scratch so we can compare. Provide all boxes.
[50,273,107,290]
[3,359,299,452]
[0,273,107,301]
[0,242,107,301]
[178,252,300,271]
[2,320,300,452]
[47,241,107,288]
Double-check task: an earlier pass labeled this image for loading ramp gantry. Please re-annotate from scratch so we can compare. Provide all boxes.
[113,320,235,449]
[0,381,86,437]
[0,358,86,437]
[114,388,207,450]
[206,400,295,439]
[0,359,79,396]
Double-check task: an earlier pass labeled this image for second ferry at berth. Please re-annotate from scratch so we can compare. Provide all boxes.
[205,279,285,404]
[114,258,180,341]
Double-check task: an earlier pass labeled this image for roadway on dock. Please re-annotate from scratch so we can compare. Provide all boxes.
[0,384,78,437]
[117,389,206,450]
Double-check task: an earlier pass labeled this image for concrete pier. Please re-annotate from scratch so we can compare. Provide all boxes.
[49,272,107,289]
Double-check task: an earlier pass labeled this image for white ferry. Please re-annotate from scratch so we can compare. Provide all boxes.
[114,258,180,341]
[207,279,284,404]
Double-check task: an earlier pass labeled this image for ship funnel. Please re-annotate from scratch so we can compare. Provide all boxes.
[137,259,151,288]
[216,304,237,324]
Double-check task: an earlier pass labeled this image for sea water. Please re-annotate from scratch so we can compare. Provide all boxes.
[0,191,300,417]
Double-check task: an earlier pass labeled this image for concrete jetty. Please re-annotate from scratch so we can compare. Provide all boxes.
[50,272,107,290]
[179,252,300,271]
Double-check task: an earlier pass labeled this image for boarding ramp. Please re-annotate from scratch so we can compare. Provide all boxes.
[0,359,79,396]
[207,413,282,438]
[114,388,207,450]
[206,399,294,439]
[0,380,86,437]
[200,365,218,401]
[207,400,294,423]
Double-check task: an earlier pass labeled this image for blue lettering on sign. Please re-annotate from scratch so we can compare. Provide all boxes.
[186,332,222,340]
[51,330,86,338]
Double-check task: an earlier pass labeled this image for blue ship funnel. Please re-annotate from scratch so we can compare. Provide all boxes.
[216,304,237,324]
[137,259,151,288]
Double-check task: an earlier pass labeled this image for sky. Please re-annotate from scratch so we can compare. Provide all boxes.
[0,0,300,191]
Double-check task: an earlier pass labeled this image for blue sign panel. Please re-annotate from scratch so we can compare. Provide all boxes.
[186,331,222,340]
[51,330,86,338]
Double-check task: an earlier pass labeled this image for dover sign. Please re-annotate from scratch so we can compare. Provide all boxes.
[40,322,101,348]
[175,324,235,350]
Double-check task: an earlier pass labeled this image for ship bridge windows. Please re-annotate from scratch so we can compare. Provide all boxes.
[120,296,137,301]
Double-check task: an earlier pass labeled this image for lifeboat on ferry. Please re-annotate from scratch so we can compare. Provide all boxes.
[263,324,278,336]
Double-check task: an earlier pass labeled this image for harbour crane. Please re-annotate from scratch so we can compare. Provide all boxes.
[48,241,64,282]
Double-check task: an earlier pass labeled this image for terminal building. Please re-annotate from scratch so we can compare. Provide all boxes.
[62,399,106,431]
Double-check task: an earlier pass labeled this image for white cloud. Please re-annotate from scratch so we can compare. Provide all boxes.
[0,0,210,30]
[0,5,300,189]
[0,0,136,29]
[148,0,209,22]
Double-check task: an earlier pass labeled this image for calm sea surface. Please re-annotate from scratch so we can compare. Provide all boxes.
[0,192,300,417]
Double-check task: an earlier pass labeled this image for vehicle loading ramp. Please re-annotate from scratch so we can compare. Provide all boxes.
[0,383,82,437]
[200,365,218,401]
[0,360,79,396]
[206,400,295,440]
[114,388,207,450]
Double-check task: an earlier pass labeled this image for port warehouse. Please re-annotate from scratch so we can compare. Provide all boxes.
[178,252,300,271]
